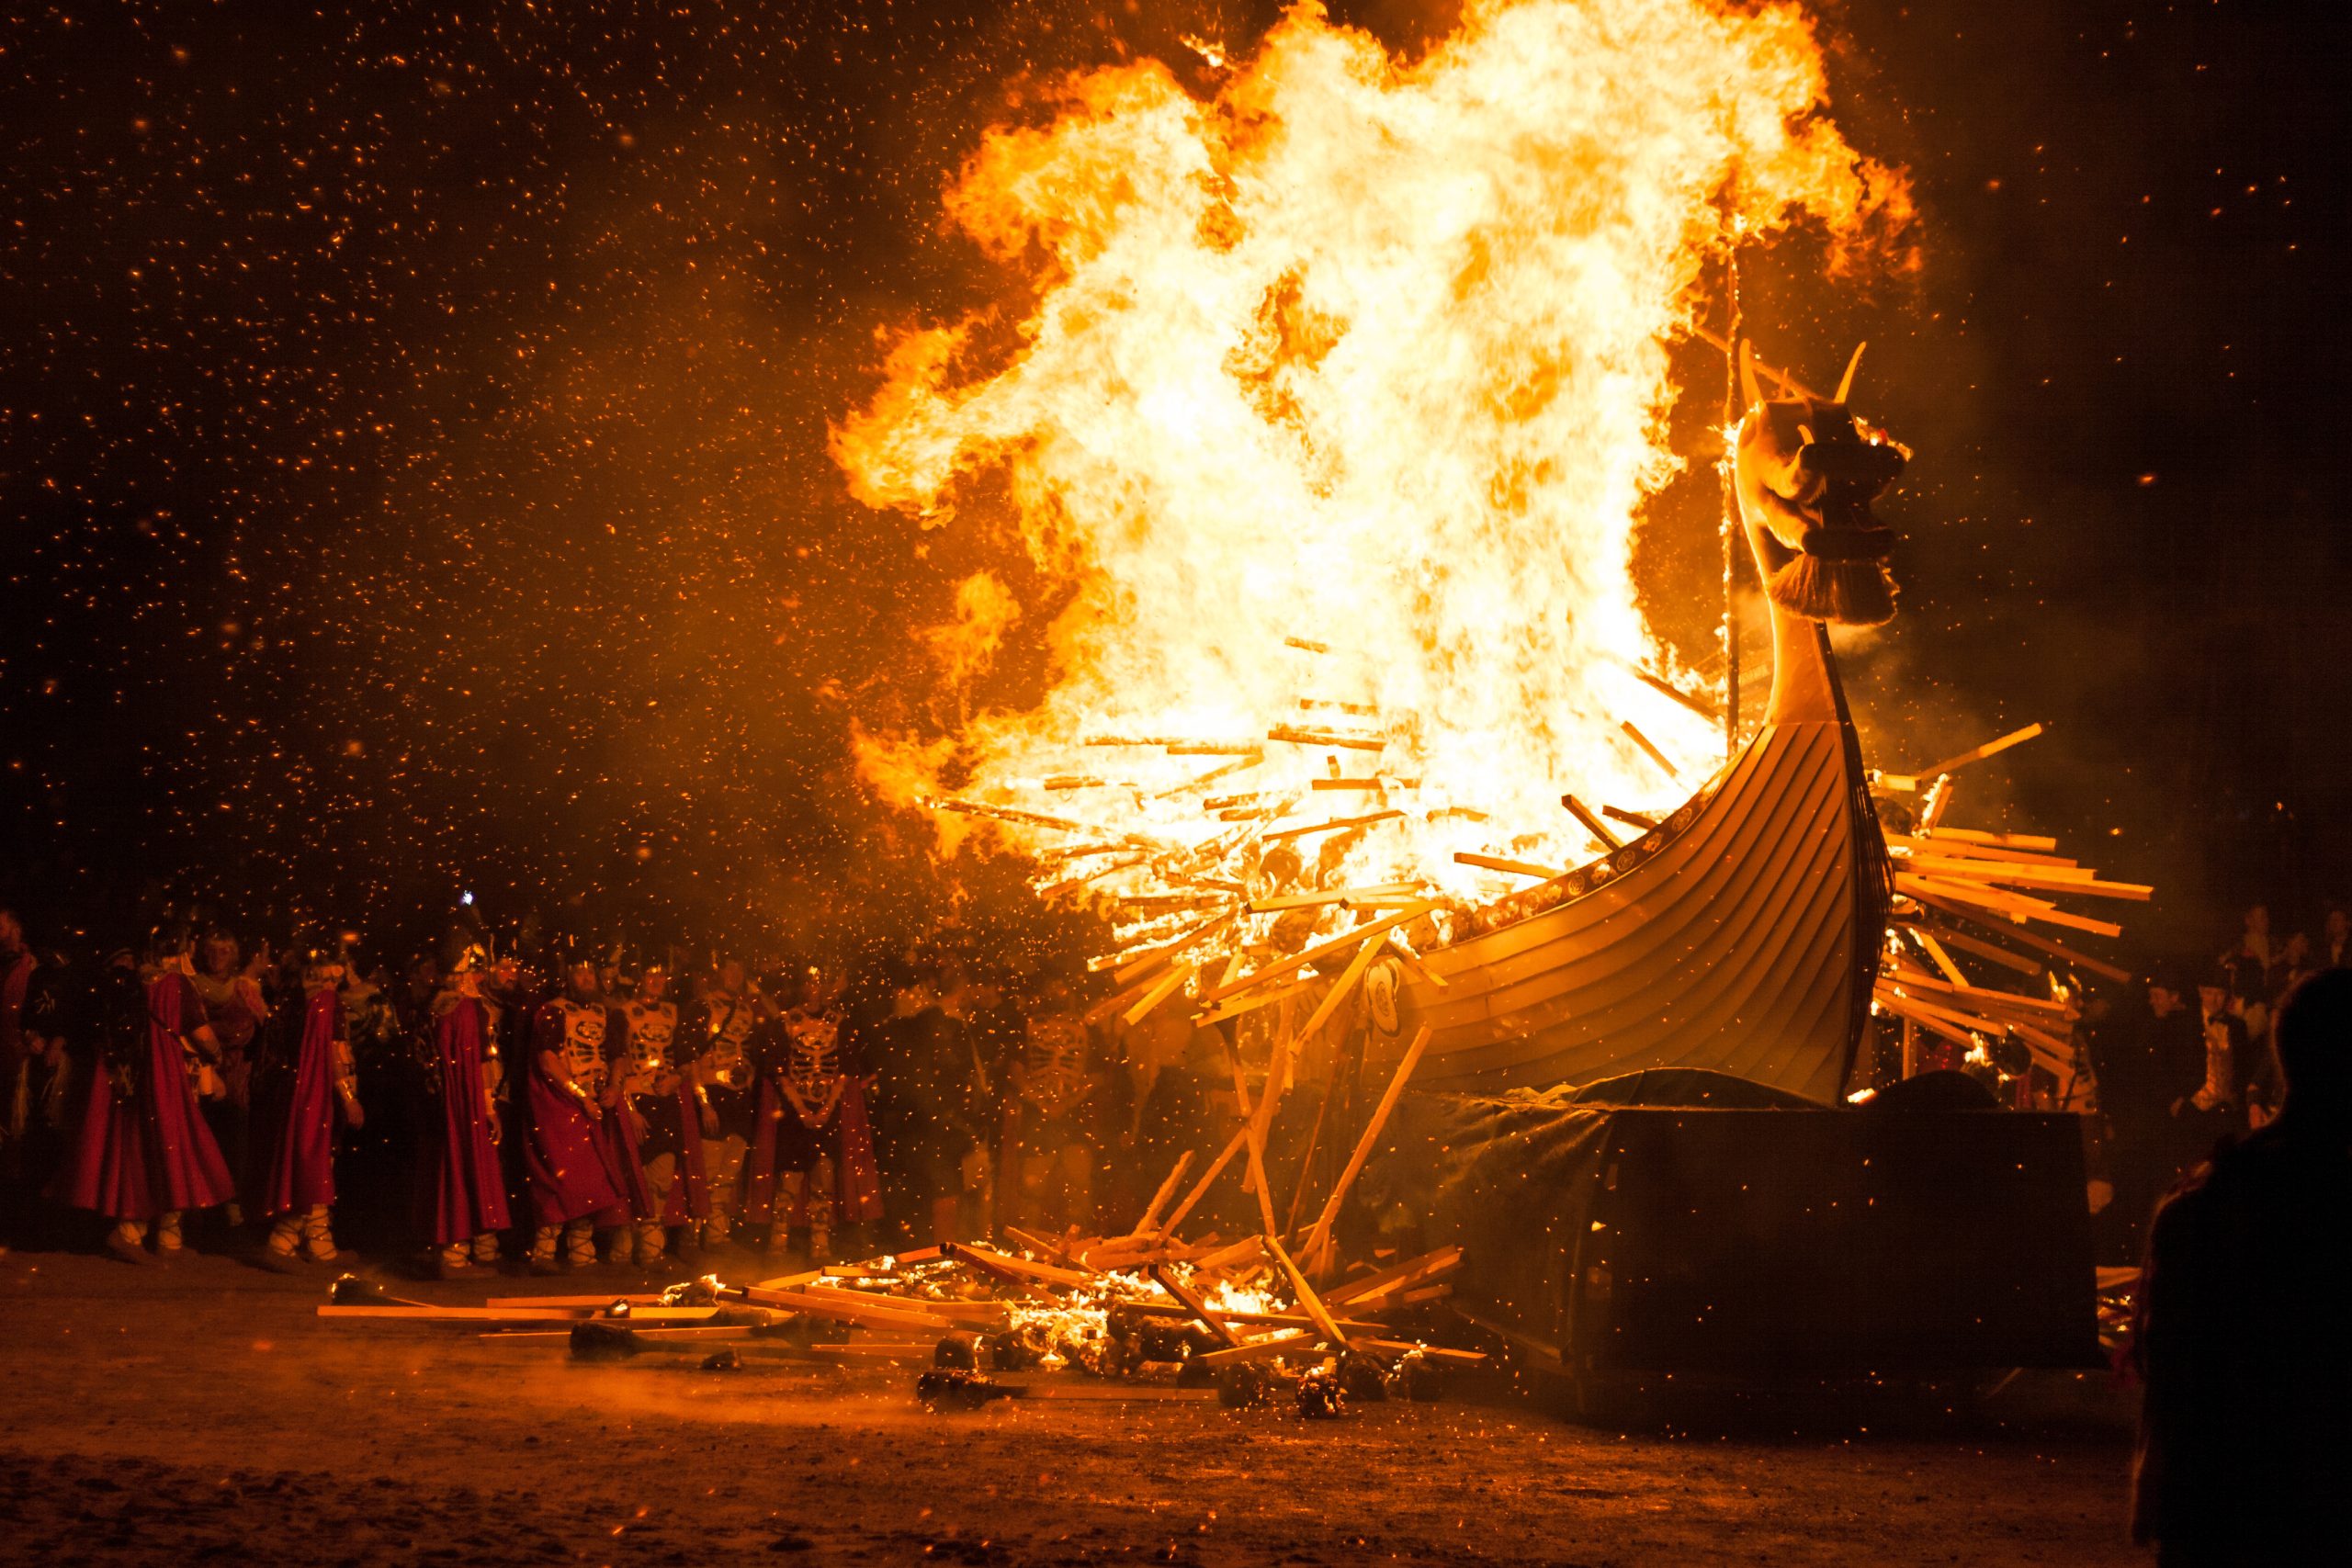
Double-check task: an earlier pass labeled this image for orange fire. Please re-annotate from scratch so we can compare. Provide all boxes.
[835,0,1906,937]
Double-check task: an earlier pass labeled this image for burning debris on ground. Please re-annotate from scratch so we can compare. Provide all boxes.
[317,1233,1482,1416]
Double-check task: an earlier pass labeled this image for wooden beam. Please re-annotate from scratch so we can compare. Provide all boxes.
[1147,1264,1241,1348]
[730,1286,958,1332]
[1265,1232,1351,1350]
[1900,894,2133,983]
[942,1240,1093,1290]
[1324,1245,1464,1307]
[1915,723,2046,783]
[1453,852,1566,880]
[1620,719,1681,781]
[1262,809,1406,843]
[1898,856,2151,901]
[1631,666,1721,723]
[1201,904,1439,1004]
[1299,1024,1433,1271]
[1226,1046,1283,1239]
[1157,1123,1250,1241]
[1896,874,2125,940]
[1895,920,2047,978]
[1294,934,1385,1048]
[1121,961,1197,1027]
[1922,826,2061,852]
[1194,1330,1319,1367]
[1559,794,1623,851]
[1135,1150,1195,1236]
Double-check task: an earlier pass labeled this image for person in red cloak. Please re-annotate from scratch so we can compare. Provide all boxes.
[416,953,511,1276]
[52,932,237,1263]
[246,948,363,1269]
[739,970,882,1262]
[521,959,628,1273]
[190,929,268,1224]
[608,960,715,1268]
[1,908,33,1143]
[686,957,770,1252]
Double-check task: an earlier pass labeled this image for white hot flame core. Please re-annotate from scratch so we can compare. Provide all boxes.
[836,0,1905,927]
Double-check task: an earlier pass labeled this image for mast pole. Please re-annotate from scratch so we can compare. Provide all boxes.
[1716,256,1744,764]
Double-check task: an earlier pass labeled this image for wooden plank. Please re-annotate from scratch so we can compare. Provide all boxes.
[1158,1125,1250,1241]
[809,1289,1012,1328]
[1201,905,1439,1003]
[942,1240,1093,1290]
[324,1303,719,1325]
[1136,1151,1196,1235]
[1871,988,1983,1055]
[732,1287,958,1332]
[1560,794,1623,851]
[1122,961,1197,1027]
[1920,826,2061,852]
[1902,894,2134,983]
[1915,723,2046,783]
[1294,934,1385,1047]
[1299,1025,1433,1271]
[486,1294,664,1309]
[1189,1235,1267,1276]
[1906,928,1970,987]
[1453,852,1566,880]
[1266,1232,1351,1349]
[1147,1263,1241,1348]
[1128,1302,1386,1335]
[1266,725,1385,751]
[1896,920,2044,977]
[1324,1245,1464,1308]
[1879,970,2073,1019]
[1194,1329,1320,1367]
[1192,979,1315,1028]
[1352,1339,1488,1366]
[1248,883,1419,913]
[1631,666,1720,722]
[1262,809,1406,843]
[1884,832,2079,870]
[1897,875,2125,940]
[1898,856,2150,902]
[1002,1225,1095,1271]
[1227,1048,1283,1239]
[1620,719,1681,781]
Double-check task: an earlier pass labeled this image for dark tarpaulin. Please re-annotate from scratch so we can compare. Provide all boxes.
[1351,1068,2100,1374]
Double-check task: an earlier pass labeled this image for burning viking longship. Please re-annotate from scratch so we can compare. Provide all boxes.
[838,3,2138,1111]
[1385,353,1899,1103]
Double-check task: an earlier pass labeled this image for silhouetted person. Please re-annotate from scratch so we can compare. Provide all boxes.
[2090,974,2208,1259]
[2131,968,2352,1563]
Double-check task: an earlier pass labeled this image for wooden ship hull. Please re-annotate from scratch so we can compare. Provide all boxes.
[1395,704,1890,1104]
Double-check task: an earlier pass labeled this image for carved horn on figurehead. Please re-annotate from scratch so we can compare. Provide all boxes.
[1834,341,1867,405]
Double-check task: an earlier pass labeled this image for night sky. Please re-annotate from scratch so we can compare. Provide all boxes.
[3,0,2346,970]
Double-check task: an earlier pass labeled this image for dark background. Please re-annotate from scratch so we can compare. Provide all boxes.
[3,0,2346,970]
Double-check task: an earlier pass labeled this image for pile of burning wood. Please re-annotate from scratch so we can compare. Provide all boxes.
[1871,723,2150,1098]
[318,1233,1480,1415]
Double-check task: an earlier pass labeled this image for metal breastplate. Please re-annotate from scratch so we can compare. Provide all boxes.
[1020,1032,1089,1120]
[786,1013,842,1092]
[559,1002,607,1091]
[626,1001,677,1077]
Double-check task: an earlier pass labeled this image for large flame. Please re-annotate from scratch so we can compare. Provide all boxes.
[835,0,1905,937]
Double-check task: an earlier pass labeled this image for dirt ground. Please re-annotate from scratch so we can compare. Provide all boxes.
[0,1246,2147,1567]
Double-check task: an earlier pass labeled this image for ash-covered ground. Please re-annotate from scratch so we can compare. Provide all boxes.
[1,1248,2142,1566]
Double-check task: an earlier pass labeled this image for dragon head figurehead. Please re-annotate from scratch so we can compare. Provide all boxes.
[1733,341,1907,628]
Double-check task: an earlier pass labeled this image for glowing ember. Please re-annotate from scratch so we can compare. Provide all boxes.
[837,0,1907,931]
